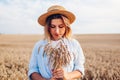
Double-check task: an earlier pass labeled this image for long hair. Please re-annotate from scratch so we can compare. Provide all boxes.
[44,14,72,42]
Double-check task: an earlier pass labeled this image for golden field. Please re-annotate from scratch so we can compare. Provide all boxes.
[0,34,120,80]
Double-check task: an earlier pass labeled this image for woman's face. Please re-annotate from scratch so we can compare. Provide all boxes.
[50,18,66,40]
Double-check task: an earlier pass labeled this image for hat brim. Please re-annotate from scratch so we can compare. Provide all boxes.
[38,10,75,26]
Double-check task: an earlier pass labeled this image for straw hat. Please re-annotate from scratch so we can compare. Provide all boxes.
[38,5,75,26]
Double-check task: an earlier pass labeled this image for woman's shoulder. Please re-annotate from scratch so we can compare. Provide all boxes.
[63,38,80,47]
[67,38,80,44]
[71,38,79,42]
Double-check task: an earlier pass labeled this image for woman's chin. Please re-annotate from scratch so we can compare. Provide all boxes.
[52,37,61,41]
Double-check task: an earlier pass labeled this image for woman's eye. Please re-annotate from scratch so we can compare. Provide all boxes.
[50,25,55,28]
[59,25,64,28]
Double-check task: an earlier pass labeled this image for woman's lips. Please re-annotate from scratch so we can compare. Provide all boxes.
[55,34,59,36]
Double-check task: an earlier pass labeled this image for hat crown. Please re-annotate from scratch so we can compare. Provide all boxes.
[48,5,66,12]
[38,5,75,26]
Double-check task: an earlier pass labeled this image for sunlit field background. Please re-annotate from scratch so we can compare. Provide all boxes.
[0,34,120,80]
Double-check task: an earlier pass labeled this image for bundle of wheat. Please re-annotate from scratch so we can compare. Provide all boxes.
[43,39,71,70]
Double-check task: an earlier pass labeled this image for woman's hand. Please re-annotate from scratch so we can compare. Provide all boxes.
[52,68,68,80]
[50,77,57,80]
[51,68,82,80]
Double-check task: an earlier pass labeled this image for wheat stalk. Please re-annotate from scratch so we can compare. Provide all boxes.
[43,39,71,70]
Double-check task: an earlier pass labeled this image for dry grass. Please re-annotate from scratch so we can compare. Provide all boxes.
[74,34,120,80]
[0,34,120,80]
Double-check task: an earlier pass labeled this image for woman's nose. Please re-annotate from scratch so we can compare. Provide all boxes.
[55,27,59,34]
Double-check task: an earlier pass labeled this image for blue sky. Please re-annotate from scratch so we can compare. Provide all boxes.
[0,0,120,34]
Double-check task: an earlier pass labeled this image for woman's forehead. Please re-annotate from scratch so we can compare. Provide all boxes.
[51,18,64,24]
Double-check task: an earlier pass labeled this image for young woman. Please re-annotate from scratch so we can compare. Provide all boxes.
[28,5,85,80]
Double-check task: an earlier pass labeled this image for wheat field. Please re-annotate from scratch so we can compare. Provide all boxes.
[0,34,120,80]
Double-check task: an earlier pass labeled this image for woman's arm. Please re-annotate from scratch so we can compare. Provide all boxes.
[30,72,46,80]
[28,43,40,80]
[52,68,82,80]
[64,70,82,80]
[31,72,56,80]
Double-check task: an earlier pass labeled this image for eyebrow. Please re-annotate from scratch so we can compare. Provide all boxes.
[51,24,65,26]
